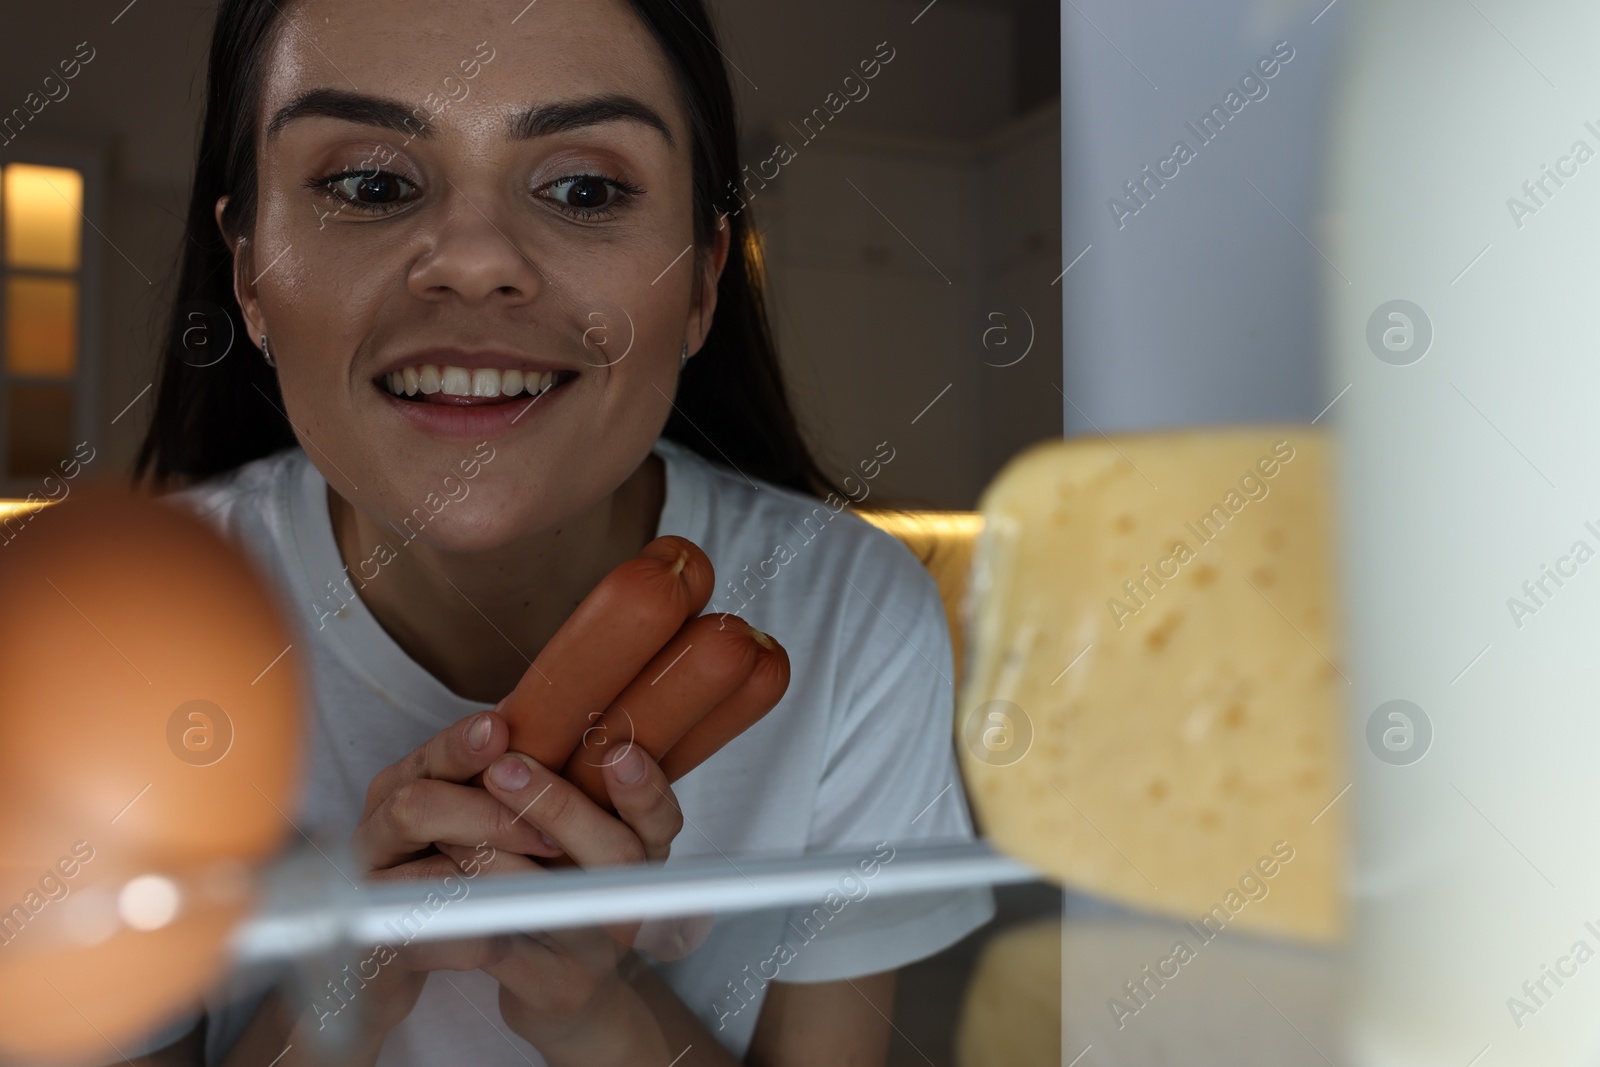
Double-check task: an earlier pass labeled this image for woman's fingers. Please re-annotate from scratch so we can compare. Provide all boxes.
[632,913,715,962]
[353,709,566,875]
[391,932,511,976]
[364,855,513,974]
[362,710,511,820]
[436,823,642,952]
[484,752,643,867]
[485,747,681,868]
[353,777,565,870]
[601,744,683,864]
[483,928,630,1027]
[435,840,542,878]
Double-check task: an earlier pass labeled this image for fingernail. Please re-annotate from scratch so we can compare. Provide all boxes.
[467,714,493,751]
[538,831,562,853]
[489,754,532,790]
[610,742,646,785]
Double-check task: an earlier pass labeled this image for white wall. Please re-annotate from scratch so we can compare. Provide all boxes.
[707,0,1016,143]
[710,0,1063,508]
[747,103,1062,509]
[1058,0,1344,436]
[975,102,1063,497]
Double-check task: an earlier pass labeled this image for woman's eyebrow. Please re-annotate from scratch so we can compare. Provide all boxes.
[266,88,675,148]
[267,89,423,138]
[511,96,675,148]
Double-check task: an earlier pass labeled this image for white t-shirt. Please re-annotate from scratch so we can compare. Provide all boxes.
[136,436,990,1065]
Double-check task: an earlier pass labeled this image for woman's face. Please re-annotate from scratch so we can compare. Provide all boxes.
[227,0,722,551]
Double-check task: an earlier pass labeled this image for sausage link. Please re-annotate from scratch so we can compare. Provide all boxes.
[658,630,790,783]
[562,612,764,806]
[499,536,713,769]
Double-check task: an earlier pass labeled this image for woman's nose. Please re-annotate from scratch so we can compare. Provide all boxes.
[407,189,545,306]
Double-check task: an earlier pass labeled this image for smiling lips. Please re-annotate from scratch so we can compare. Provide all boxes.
[379,364,576,405]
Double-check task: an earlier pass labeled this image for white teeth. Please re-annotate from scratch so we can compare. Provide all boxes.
[383,364,561,398]
[471,368,501,398]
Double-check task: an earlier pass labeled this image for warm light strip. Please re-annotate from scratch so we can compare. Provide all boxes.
[0,499,51,521]
[858,510,984,538]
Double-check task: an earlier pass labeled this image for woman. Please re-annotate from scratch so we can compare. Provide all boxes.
[129,0,990,1063]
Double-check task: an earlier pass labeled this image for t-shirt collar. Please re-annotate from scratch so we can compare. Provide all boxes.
[285,437,705,719]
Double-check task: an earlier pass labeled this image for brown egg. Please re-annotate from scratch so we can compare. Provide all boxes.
[0,485,302,1061]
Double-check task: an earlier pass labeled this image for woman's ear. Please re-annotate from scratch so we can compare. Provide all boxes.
[214,195,266,343]
[684,213,733,355]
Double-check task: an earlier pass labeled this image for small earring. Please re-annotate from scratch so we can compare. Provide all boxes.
[260,334,275,368]
[680,342,690,371]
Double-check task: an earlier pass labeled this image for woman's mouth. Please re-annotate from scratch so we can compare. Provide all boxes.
[374,362,578,440]
[377,364,577,405]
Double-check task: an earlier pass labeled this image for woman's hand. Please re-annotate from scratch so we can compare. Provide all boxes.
[433,741,696,1063]
[336,709,566,1038]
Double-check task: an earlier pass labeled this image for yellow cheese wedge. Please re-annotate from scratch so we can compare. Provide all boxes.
[958,429,1343,943]
[954,917,1062,1067]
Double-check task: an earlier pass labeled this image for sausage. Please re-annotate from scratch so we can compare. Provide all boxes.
[499,536,714,770]
[659,631,790,782]
[562,612,770,806]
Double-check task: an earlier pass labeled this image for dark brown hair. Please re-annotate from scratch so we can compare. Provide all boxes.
[134,0,836,500]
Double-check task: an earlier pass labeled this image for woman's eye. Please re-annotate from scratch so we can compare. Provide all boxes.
[318,171,417,210]
[542,175,629,215]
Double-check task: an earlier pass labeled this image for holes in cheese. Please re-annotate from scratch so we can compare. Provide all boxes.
[957,430,1343,943]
